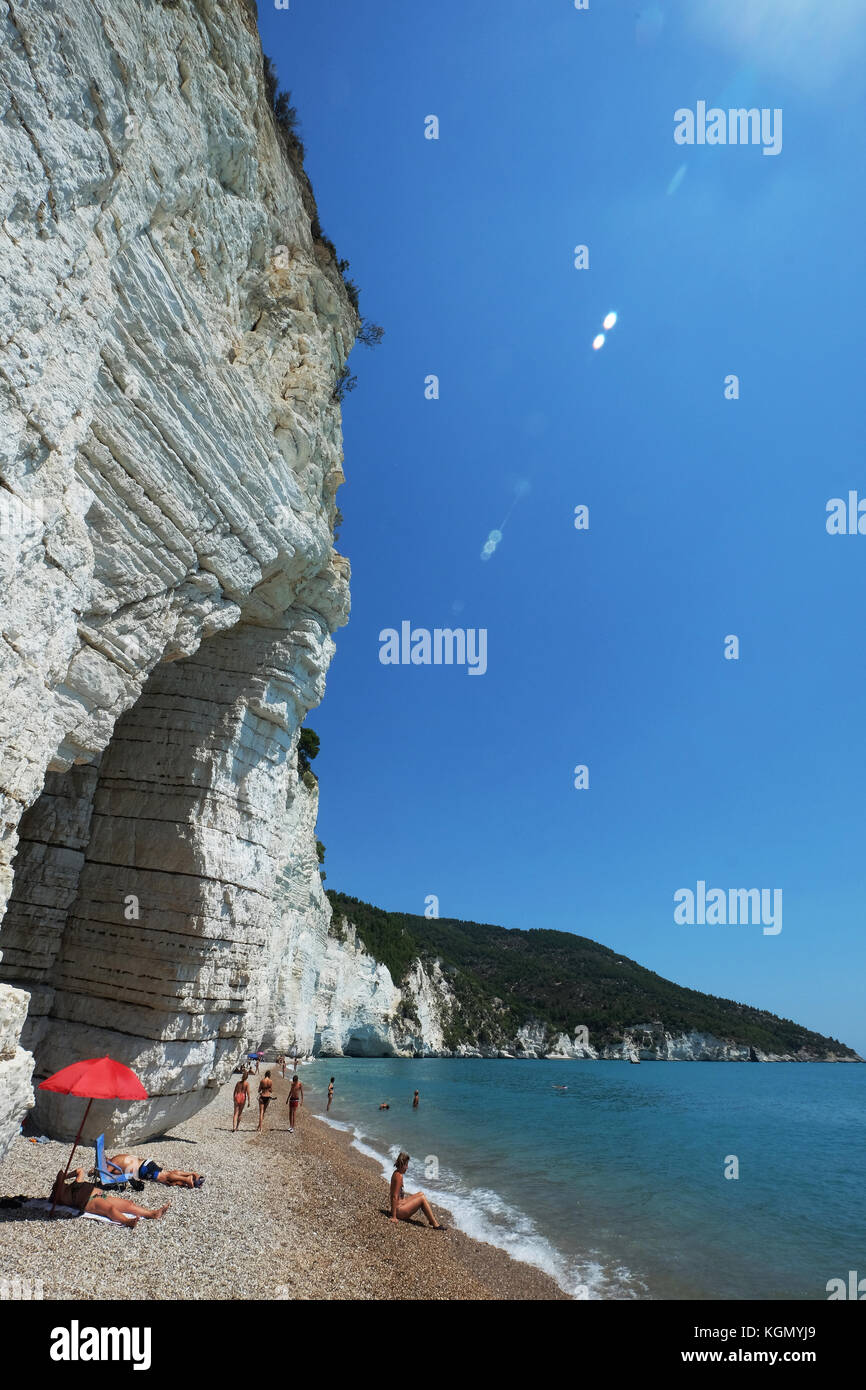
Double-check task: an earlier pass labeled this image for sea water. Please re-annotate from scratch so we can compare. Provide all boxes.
[304,1058,864,1300]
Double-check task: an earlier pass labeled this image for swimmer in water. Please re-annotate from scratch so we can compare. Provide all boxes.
[379,1103,390,1110]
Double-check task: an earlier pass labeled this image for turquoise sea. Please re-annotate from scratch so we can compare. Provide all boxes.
[303,1058,864,1300]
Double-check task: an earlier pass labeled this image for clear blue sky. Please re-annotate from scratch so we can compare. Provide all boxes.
[257,2,866,1055]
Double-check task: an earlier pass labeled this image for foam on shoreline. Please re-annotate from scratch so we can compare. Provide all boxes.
[317,1110,637,1299]
[0,1076,570,1301]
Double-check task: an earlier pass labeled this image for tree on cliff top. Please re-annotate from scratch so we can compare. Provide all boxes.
[357,320,385,348]
[298,727,320,777]
[263,56,304,163]
[263,55,387,377]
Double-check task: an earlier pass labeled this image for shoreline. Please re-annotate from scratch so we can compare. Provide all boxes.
[289,1054,862,1063]
[0,1072,567,1301]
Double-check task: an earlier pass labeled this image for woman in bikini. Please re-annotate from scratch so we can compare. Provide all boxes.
[389,1152,445,1229]
[51,1170,171,1228]
[232,1068,251,1132]
[257,1070,274,1132]
[285,1073,303,1132]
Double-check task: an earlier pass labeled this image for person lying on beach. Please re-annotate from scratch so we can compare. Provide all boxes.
[101,1155,205,1189]
[257,1070,274,1132]
[389,1153,444,1229]
[51,1170,170,1227]
[286,1074,303,1132]
[233,1070,251,1131]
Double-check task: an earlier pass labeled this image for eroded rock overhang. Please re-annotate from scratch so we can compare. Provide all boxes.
[0,0,356,1150]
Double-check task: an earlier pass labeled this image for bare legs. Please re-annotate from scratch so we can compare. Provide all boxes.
[233,1102,244,1132]
[156,1170,202,1189]
[51,1172,171,1228]
[397,1192,442,1227]
[88,1195,171,1227]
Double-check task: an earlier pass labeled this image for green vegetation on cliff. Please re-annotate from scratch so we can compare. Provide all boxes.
[325,892,857,1058]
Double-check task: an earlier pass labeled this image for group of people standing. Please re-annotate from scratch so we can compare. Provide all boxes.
[231,1065,304,1133]
[230,1060,443,1231]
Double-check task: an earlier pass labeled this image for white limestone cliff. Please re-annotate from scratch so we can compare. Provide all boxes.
[0,982,33,1152]
[0,0,854,1164]
[266,914,853,1065]
[0,0,356,1152]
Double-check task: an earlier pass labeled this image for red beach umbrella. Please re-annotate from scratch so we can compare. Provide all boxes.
[39,1056,148,1215]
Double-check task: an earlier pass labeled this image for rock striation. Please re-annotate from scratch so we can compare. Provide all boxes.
[0,0,856,1162]
[0,0,355,1153]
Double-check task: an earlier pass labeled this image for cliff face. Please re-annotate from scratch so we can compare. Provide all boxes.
[0,0,355,1151]
[269,910,857,1064]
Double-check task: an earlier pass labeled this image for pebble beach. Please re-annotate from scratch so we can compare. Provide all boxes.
[0,1071,566,1301]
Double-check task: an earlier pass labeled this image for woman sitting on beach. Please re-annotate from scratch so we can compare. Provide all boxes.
[102,1154,205,1189]
[51,1170,170,1227]
[389,1153,445,1229]
[232,1069,251,1132]
[257,1070,274,1132]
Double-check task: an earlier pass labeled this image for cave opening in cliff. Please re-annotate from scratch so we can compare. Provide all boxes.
[0,617,306,1141]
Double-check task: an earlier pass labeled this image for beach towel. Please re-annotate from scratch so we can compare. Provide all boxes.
[23,1199,114,1224]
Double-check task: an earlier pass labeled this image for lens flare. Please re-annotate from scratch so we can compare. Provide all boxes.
[592,334,605,351]
[667,163,687,195]
[481,528,502,561]
[603,312,617,331]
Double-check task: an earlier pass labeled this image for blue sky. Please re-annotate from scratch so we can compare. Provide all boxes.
[258,2,866,1055]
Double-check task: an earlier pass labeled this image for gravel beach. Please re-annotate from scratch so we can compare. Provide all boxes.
[0,1071,566,1301]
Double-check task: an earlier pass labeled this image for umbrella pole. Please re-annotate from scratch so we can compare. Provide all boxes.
[48,1097,93,1219]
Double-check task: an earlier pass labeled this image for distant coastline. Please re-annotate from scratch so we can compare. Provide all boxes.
[318,895,859,1065]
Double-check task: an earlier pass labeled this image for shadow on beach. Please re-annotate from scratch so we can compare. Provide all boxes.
[376,1206,428,1227]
